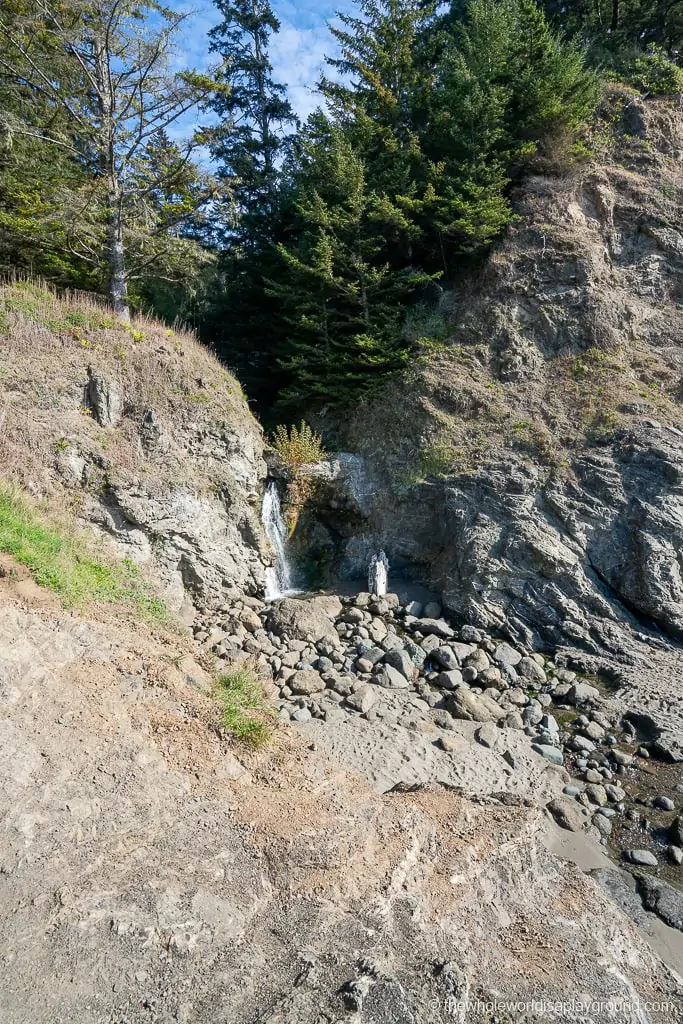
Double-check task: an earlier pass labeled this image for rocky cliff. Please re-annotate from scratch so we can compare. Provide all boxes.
[294,92,683,691]
[0,281,269,612]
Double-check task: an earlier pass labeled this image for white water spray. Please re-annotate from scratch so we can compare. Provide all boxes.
[262,480,296,600]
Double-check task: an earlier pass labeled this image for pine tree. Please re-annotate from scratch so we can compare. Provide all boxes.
[267,118,430,413]
[320,0,438,264]
[540,1,683,59]
[208,0,298,246]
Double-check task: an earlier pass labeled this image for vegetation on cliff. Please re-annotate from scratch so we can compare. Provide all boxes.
[2,1,683,421]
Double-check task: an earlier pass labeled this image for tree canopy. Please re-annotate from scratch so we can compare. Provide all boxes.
[2,0,678,418]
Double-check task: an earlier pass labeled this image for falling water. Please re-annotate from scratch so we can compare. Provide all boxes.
[262,480,296,600]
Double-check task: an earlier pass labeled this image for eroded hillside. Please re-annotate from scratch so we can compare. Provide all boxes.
[0,282,269,611]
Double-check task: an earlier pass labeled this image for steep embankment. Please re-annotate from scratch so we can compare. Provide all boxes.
[298,91,683,676]
[0,281,269,612]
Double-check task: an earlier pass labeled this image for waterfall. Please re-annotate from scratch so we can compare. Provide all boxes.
[262,480,296,600]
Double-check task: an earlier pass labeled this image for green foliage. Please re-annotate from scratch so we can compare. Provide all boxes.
[271,421,327,467]
[0,1,223,316]
[215,666,273,747]
[207,0,298,244]
[540,0,683,62]
[617,45,683,96]
[198,0,599,415]
[268,121,430,412]
[0,487,167,619]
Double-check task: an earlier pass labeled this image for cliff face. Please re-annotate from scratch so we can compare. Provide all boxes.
[0,282,269,612]
[299,92,683,661]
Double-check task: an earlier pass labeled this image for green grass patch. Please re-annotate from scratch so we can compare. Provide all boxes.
[0,488,167,620]
[215,666,273,748]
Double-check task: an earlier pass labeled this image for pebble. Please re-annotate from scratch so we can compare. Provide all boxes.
[206,594,683,883]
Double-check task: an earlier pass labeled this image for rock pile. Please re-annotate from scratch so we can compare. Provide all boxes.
[194,590,683,918]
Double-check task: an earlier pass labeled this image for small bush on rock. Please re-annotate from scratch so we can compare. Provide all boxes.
[616,45,683,96]
[271,421,327,468]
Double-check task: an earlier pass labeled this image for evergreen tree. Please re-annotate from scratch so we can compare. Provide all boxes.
[0,0,222,319]
[320,0,438,264]
[208,0,298,246]
[267,119,430,413]
[0,0,92,285]
[540,1,683,60]
[197,1,298,409]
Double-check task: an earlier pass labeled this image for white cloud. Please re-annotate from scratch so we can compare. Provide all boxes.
[168,0,357,149]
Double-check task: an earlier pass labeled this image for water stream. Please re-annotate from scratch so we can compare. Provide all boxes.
[262,480,296,600]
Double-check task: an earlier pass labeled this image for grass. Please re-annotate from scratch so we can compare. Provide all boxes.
[215,666,273,748]
[0,487,167,619]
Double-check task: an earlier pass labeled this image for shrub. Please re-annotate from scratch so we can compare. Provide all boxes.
[271,421,327,467]
[617,45,683,96]
[215,666,273,748]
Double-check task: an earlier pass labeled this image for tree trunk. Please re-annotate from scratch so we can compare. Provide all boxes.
[94,30,130,322]
[611,0,620,33]
[107,185,129,323]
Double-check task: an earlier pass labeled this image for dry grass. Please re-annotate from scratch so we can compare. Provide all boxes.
[0,278,256,504]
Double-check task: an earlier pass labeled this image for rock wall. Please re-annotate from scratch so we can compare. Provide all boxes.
[296,93,683,670]
[0,285,269,611]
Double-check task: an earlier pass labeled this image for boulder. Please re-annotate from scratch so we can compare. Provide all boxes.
[346,684,378,714]
[240,609,263,633]
[517,657,546,684]
[432,646,459,671]
[289,670,326,696]
[547,798,587,832]
[568,681,601,705]
[87,367,123,427]
[446,688,503,723]
[475,723,498,749]
[383,648,418,682]
[532,744,564,766]
[374,665,411,690]
[653,731,683,763]
[309,595,343,619]
[436,669,464,690]
[637,876,683,931]
[623,849,658,867]
[415,618,455,639]
[267,598,338,642]
[493,642,522,667]
[342,607,365,624]
[669,815,683,847]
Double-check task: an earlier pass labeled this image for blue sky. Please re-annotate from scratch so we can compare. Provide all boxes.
[178,1,355,122]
